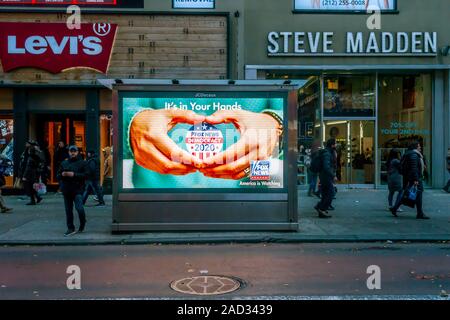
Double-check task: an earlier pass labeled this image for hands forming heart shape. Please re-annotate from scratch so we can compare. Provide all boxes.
[129,108,282,180]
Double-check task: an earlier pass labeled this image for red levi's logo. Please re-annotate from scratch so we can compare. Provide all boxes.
[0,22,118,74]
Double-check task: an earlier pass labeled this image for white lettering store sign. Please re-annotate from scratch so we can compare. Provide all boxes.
[173,0,215,9]
[267,31,438,56]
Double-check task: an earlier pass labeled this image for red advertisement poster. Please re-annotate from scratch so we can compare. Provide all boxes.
[0,22,118,74]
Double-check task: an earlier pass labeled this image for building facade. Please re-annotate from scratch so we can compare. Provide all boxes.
[243,0,450,190]
[0,0,448,189]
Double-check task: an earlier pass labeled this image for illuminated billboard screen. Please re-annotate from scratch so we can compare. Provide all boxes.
[120,91,287,191]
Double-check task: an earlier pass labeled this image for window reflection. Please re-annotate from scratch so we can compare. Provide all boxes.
[378,74,432,185]
[324,75,375,117]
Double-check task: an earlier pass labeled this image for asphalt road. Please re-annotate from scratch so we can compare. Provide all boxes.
[0,243,449,300]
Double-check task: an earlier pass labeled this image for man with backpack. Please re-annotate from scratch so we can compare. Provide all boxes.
[82,150,105,206]
[311,138,337,219]
[390,141,430,219]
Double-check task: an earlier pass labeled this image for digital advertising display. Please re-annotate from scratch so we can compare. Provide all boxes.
[294,0,397,12]
[120,92,287,191]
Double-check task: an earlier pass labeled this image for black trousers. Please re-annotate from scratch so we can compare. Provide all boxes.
[82,180,105,204]
[393,180,424,215]
[444,179,450,191]
[24,180,40,203]
[318,182,334,211]
[63,193,86,231]
[102,177,113,195]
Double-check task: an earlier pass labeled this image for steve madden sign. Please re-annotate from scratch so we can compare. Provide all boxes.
[0,22,118,74]
[267,31,438,57]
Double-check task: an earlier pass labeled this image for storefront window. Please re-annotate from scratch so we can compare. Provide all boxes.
[298,78,321,185]
[324,75,376,117]
[378,74,432,185]
[0,116,14,187]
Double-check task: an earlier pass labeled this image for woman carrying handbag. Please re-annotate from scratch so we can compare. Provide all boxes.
[0,154,13,213]
[390,141,430,220]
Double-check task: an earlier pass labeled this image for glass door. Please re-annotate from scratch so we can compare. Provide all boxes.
[44,121,63,184]
[34,114,86,185]
[324,120,375,186]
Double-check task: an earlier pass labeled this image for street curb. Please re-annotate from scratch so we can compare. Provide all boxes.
[1,234,449,246]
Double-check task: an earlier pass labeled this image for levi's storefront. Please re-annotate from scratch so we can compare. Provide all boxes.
[244,0,450,189]
[0,6,229,189]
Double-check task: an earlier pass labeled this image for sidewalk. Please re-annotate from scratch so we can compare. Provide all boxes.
[0,189,448,245]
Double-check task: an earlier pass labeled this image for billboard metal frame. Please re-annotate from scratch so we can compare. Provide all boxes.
[111,81,299,232]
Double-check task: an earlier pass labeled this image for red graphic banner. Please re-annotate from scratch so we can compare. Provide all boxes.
[0,22,118,74]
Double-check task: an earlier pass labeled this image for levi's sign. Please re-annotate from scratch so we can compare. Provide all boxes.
[0,22,118,74]
[267,31,438,57]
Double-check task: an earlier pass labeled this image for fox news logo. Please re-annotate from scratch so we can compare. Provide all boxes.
[250,161,270,181]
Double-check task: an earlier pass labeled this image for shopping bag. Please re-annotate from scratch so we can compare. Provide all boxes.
[407,186,418,201]
[401,186,417,208]
[33,182,47,196]
[13,177,24,189]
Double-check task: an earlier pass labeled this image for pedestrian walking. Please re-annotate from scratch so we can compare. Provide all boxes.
[0,154,13,213]
[22,141,43,206]
[39,143,51,186]
[443,148,450,193]
[390,141,430,219]
[57,145,87,236]
[313,138,337,219]
[306,141,321,197]
[102,146,113,195]
[387,149,403,212]
[54,141,69,185]
[17,141,31,188]
[82,150,105,206]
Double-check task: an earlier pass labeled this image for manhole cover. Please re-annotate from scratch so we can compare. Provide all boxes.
[170,276,241,296]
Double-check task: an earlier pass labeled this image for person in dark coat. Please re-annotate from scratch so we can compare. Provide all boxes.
[57,145,87,236]
[22,141,43,206]
[314,138,337,219]
[39,143,51,186]
[54,141,69,182]
[0,154,13,213]
[307,141,321,197]
[387,149,403,211]
[18,141,31,182]
[82,150,105,206]
[390,141,430,219]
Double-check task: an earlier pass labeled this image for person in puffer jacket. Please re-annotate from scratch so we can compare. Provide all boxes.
[57,145,87,236]
[390,141,430,219]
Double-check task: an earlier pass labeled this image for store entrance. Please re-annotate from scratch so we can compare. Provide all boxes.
[32,114,86,185]
[324,120,375,186]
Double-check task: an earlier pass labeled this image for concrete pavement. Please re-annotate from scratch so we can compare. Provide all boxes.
[0,243,449,299]
[0,189,448,245]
